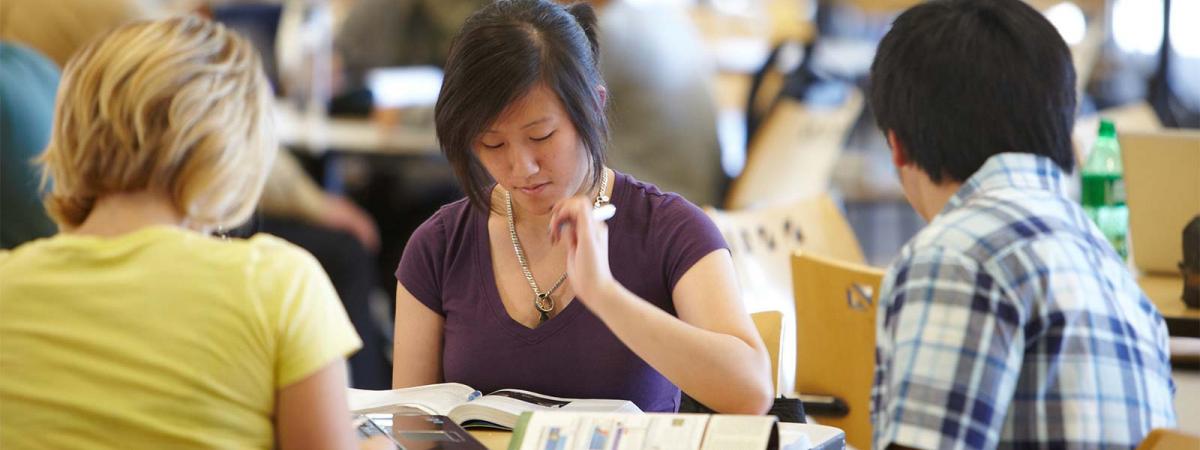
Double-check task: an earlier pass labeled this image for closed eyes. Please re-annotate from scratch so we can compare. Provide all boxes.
[480,130,555,149]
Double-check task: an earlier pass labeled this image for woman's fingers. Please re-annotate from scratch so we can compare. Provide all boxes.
[549,196,591,244]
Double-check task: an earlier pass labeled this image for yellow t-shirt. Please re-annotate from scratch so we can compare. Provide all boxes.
[0,226,362,449]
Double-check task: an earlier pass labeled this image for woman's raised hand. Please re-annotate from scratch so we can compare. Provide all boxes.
[548,195,614,305]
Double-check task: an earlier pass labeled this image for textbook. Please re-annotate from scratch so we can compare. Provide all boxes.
[506,411,782,450]
[347,383,642,430]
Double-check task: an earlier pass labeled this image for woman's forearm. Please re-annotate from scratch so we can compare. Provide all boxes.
[584,282,774,414]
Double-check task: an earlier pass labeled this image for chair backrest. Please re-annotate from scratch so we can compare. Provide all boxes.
[706,193,864,396]
[791,250,884,450]
[750,310,784,396]
[725,88,863,210]
[707,194,865,311]
[1137,429,1200,450]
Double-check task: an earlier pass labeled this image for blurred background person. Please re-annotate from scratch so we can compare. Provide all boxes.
[333,0,487,110]
[0,0,153,68]
[0,43,59,249]
[589,0,726,208]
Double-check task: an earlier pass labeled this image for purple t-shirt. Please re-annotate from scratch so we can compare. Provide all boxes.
[395,171,728,412]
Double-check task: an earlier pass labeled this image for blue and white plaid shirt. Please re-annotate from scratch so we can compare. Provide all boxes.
[872,153,1176,449]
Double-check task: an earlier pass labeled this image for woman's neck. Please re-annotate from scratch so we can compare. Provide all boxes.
[72,191,186,238]
[503,168,612,238]
[513,208,554,239]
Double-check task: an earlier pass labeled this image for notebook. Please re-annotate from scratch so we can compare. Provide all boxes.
[1119,130,1200,275]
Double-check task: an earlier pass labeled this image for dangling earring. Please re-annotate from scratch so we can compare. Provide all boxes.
[215,224,230,241]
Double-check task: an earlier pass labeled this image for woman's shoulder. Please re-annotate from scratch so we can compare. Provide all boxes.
[242,233,320,268]
[398,196,484,282]
[408,196,480,247]
[0,238,48,274]
[614,171,711,224]
[428,196,476,228]
[613,170,726,250]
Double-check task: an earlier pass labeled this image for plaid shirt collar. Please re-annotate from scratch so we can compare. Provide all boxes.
[939,153,1070,217]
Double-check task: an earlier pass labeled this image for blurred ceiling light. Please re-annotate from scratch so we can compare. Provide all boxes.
[1045,2,1086,45]
[1170,0,1200,57]
[1113,0,1164,55]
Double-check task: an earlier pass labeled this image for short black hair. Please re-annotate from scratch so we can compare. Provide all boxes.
[435,0,607,211]
[869,0,1076,183]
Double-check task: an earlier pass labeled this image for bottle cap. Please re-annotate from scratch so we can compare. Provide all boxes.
[1099,119,1117,138]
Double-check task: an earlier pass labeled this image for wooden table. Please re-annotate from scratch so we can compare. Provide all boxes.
[1140,275,1200,338]
[467,429,511,450]
[467,422,845,450]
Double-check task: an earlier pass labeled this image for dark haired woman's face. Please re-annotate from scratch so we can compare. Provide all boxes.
[475,84,591,215]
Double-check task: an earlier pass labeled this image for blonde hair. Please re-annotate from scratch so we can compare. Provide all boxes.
[40,15,277,231]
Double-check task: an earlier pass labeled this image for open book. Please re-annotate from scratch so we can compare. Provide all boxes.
[507,411,783,450]
[347,383,642,430]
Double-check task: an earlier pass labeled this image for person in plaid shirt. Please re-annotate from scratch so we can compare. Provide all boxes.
[866,0,1177,448]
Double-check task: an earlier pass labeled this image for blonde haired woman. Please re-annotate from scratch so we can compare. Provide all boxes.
[0,17,378,449]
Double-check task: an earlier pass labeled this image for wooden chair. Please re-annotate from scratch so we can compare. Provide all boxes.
[791,250,884,450]
[750,310,784,395]
[705,193,865,396]
[725,89,863,210]
[707,194,865,310]
[1137,429,1200,450]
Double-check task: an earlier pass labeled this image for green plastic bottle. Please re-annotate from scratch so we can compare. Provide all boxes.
[1080,119,1129,259]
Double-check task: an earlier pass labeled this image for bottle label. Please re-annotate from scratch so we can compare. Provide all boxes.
[1081,173,1126,206]
[1112,179,1126,205]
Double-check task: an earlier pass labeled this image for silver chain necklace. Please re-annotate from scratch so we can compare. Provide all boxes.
[505,170,609,325]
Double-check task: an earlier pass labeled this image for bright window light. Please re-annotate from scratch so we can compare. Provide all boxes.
[1113,0,1164,55]
[1045,2,1086,45]
[366,66,443,109]
[712,0,754,16]
[1170,0,1200,57]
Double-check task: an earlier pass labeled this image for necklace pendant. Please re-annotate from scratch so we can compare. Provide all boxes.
[534,292,555,313]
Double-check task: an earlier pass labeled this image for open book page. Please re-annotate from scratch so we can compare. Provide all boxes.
[778,423,846,450]
[509,412,710,450]
[699,415,776,450]
[347,383,479,415]
[448,389,642,430]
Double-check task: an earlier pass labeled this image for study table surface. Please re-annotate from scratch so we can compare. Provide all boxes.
[467,422,846,450]
[274,100,439,156]
[1140,274,1199,338]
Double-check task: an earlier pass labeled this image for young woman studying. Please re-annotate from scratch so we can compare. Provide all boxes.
[393,0,773,414]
